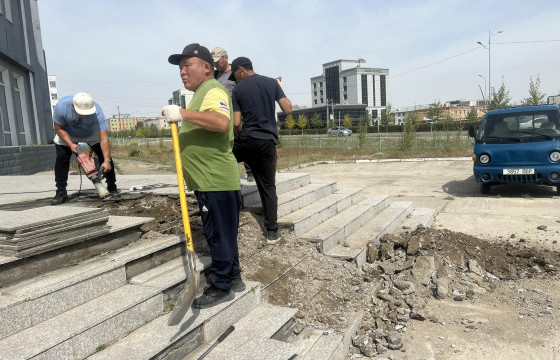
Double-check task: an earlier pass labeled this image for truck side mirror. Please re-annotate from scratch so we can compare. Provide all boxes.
[468,125,477,138]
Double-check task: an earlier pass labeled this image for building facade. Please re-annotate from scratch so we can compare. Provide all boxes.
[548,94,560,107]
[311,59,389,121]
[107,114,144,132]
[47,74,57,115]
[168,88,194,109]
[143,117,170,130]
[0,0,53,147]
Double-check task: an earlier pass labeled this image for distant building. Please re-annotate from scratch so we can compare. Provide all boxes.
[168,88,194,109]
[311,59,389,120]
[0,0,53,146]
[48,75,58,115]
[394,100,486,126]
[107,114,145,132]
[548,94,560,107]
[143,117,170,130]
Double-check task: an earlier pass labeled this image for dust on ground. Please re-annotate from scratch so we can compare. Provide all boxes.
[101,194,560,360]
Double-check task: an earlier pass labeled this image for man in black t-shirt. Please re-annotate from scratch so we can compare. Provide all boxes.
[229,56,292,244]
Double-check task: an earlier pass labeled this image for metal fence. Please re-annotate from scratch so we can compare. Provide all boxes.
[279,131,473,151]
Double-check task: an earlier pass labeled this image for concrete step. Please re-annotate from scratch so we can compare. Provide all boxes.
[278,188,363,236]
[246,180,337,218]
[299,195,389,253]
[290,328,323,357]
[0,233,183,340]
[0,257,219,360]
[186,303,298,360]
[325,201,414,268]
[241,173,310,207]
[396,207,436,234]
[87,282,261,360]
[0,215,154,288]
[298,311,362,360]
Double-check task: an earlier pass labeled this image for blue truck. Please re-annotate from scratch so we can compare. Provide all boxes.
[468,104,560,194]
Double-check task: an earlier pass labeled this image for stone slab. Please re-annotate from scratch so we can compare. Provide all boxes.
[301,333,343,360]
[0,284,162,360]
[0,206,104,232]
[87,282,261,360]
[2,211,108,238]
[205,337,296,360]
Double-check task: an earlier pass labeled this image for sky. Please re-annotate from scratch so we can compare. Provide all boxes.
[37,0,560,118]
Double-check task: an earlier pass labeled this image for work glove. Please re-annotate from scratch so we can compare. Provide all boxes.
[162,105,183,123]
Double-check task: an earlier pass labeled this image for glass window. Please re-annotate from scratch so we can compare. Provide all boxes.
[49,81,56,88]
[12,75,26,145]
[361,74,368,105]
[380,75,386,106]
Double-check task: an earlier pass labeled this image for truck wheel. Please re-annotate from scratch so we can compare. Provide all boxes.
[556,185,560,195]
[481,184,491,194]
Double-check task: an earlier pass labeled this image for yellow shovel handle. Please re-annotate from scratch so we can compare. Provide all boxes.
[170,122,194,252]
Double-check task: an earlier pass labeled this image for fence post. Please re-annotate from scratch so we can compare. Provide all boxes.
[433,133,437,149]
[378,134,382,150]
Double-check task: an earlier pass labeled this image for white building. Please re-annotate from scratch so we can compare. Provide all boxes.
[548,94,560,106]
[169,88,194,109]
[48,75,58,115]
[310,59,389,121]
[143,117,170,130]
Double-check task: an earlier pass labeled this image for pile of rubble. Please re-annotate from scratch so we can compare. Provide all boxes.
[349,226,560,358]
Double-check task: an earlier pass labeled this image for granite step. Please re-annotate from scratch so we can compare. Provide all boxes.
[325,201,414,268]
[186,303,298,360]
[299,195,389,253]
[246,180,337,218]
[278,188,363,236]
[241,172,310,207]
[87,282,261,360]
[396,207,436,234]
[0,232,183,340]
[298,311,362,360]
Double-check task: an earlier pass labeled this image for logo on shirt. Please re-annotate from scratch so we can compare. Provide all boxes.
[202,205,209,212]
[219,101,230,112]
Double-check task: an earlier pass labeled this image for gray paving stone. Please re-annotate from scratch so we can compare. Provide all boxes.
[301,333,343,360]
[206,338,296,360]
[397,207,436,234]
[242,173,310,207]
[0,206,104,232]
[326,201,413,267]
[87,282,261,360]
[0,284,162,360]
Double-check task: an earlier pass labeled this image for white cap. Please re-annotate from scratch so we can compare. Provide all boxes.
[72,92,96,116]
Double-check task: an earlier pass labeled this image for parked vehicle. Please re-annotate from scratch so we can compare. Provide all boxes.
[469,104,560,194]
[327,126,352,136]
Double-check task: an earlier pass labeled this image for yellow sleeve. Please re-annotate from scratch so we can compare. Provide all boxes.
[200,88,231,119]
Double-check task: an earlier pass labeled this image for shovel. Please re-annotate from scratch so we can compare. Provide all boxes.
[167,122,200,326]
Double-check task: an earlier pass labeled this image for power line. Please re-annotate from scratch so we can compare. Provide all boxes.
[494,39,560,44]
[390,47,481,78]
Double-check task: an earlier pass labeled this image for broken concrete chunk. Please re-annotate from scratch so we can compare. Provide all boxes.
[435,277,450,299]
[412,256,435,286]
[468,259,484,276]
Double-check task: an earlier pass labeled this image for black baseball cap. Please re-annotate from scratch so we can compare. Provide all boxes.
[228,57,253,81]
[168,43,214,66]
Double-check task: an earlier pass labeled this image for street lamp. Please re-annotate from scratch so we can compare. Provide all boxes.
[477,30,503,104]
[478,74,486,104]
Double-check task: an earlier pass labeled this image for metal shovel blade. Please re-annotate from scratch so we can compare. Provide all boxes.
[167,268,200,326]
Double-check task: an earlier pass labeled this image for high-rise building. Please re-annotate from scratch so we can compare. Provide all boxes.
[0,0,53,146]
[311,59,389,121]
[48,75,58,115]
[168,88,194,109]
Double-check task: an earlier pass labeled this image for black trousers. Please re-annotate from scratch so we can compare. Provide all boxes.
[54,143,116,190]
[233,137,278,232]
[195,190,242,291]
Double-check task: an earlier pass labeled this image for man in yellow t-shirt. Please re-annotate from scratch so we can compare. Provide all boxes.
[162,43,242,309]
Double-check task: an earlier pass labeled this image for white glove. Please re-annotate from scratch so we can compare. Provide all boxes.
[162,105,183,122]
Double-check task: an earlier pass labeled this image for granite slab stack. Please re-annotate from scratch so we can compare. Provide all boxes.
[0,206,109,258]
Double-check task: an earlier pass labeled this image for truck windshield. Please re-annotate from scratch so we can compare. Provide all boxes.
[480,110,560,142]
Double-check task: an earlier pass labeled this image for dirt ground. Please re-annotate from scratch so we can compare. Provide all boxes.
[100,191,560,360]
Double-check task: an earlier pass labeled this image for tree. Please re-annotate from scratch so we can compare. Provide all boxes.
[426,100,444,132]
[343,114,352,129]
[311,113,323,129]
[380,103,395,132]
[400,112,417,152]
[357,114,370,149]
[467,107,479,122]
[285,114,295,135]
[488,81,511,110]
[522,74,547,106]
[297,114,308,136]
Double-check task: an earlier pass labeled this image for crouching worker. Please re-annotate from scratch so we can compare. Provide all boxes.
[163,43,244,309]
[51,92,117,205]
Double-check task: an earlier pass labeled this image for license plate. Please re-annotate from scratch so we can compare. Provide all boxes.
[502,168,535,175]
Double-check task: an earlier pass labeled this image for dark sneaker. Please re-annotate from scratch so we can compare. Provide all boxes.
[51,188,68,205]
[193,286,234,309]
[266,230,281,244]
[231,278,246,292]
[107,183,119,196]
